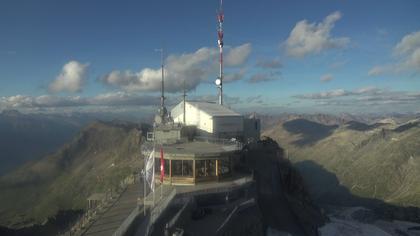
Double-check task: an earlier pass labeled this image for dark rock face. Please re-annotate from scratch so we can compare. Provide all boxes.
[0,210,83,236]
[241,137,327,236]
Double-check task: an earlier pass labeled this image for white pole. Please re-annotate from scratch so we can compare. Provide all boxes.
[143,168,146,216]
[153,144,155,207]
[161,146,163,200]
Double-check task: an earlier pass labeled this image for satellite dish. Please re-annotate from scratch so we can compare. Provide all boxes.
[215,78,221,86]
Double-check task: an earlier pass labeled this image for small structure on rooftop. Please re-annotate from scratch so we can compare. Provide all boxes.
[171,101,244,139]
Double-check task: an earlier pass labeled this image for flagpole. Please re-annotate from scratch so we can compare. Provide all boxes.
[153,143,155,207]
[143,154,146,216]
[160,146,163,200]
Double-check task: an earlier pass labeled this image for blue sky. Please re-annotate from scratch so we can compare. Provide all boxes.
[1,0,420,115]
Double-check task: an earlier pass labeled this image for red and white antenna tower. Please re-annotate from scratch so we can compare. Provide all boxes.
[215,0,224,105]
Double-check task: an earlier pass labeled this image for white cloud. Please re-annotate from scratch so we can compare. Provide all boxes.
[294,87,392,100]
[49,61,89,93]
[285,11,349,58]
[320,74,334,82]
[101,44,251,92]
[224,43,252,66]
[255,58,282,69]
[394,31,420,55]
[292,87,420,113]
[248,71,280,83]
[369,31,420,76]
[224,68,247,82]
[368,65,391,76]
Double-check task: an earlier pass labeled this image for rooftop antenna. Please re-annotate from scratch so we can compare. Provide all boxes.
[183,80,187,124]
[155,48,167,124]
[215,0,224,105]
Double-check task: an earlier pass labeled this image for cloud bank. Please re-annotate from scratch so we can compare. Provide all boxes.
[0,92,160,110]
[294,87,420,109]
[285,11,349,58]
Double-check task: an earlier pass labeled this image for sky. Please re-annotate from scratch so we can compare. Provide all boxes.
[1,0,420,116]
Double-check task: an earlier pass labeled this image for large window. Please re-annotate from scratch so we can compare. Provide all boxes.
[172,160,193,177]
[196,160,216,177]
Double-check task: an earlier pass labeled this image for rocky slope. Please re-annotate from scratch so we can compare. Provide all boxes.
[263,117,420,209]
[0,121,147,228]
[241,137,327,235]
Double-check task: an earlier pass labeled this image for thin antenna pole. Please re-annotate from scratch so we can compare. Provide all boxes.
[183,80,186,124]
[155,48,165,122]
[159,49,165,109]
[217,0,224,105]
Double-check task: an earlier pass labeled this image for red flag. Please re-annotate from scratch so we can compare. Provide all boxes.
[160,147,164,183]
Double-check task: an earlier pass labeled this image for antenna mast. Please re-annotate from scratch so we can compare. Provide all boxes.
[155,48,167,123]
[183,80,187,124]
[216,0,224,105]
[158,49,165,109]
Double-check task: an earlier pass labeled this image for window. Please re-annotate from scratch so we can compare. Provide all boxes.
[196,160,216,177]
[172,160,193,177]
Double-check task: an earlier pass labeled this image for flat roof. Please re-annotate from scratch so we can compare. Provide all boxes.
[161,141,240,159]
[187,101,241,117]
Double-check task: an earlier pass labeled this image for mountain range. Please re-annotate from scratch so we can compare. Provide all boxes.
[0,110,92,175]
[263,117,420,209]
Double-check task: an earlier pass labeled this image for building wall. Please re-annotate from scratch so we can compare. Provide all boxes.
[154,129,181,144]
[243,118,261,142]
[172,101,246,138]
[172,102,213,134]
[213,116,243,138]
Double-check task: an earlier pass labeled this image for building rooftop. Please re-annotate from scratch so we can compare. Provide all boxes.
[187,101,241,117]
[160,140,241,159]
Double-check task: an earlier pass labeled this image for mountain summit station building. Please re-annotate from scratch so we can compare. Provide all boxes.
[144,100,260,185]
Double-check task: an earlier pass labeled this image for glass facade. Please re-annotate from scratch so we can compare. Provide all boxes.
[196,160,216,177]
[172,160,193,177]
[153,156,232,183]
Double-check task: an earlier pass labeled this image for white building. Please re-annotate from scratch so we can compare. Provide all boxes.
[171,101,244,138]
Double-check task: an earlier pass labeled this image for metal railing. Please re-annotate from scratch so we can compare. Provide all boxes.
[60,174,138,236]
[194,136,243,151]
